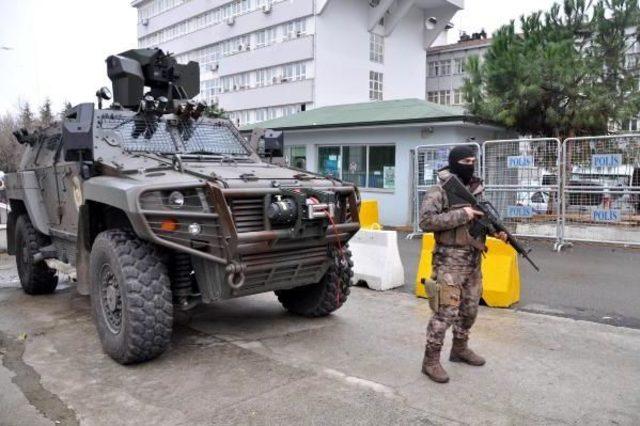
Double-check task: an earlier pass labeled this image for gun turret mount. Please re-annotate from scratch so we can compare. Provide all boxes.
[106,48,199,112]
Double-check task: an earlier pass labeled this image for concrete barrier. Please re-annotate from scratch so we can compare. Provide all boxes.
[350,228,404,291]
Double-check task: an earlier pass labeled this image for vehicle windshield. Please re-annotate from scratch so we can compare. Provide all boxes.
[99,116,249,156]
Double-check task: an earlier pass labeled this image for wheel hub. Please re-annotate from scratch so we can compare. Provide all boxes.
[106,285,118,312]
[100,264,122,332]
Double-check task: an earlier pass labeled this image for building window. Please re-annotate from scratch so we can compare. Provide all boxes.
[440,60,451,76]
[428,61,438,77]
[427,91,438,103]
[317,145,395,189]
[285,146,307,169]
[454,58,465,74]
[283,62,306,82]
[439,90,450,105]
[369,33,384,63]
[369,71,383,101]
[453,89,464,105]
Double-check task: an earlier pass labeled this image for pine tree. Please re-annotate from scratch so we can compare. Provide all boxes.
[463,0,640,138]
[204,102,226,119]
[39,98,54,126]
[19,102,34,130]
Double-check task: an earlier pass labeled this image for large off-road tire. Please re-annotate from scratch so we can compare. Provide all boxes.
[15,215,58,295]
[90,230,173,364]
[276,247,353,317]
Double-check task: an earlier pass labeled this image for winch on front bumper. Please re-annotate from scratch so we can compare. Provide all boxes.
[137,183,360,301]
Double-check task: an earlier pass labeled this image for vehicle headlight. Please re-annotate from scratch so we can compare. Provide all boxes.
[168,191,185,208]
[188,222,202,236]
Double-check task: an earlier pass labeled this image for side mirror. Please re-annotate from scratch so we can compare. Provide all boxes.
[263,129,284,158]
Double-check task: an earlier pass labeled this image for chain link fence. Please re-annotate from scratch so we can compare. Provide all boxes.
[561,135,640,246]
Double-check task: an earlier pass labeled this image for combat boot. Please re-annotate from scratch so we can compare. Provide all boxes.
[421,347,449,383]
[450,338,485,366]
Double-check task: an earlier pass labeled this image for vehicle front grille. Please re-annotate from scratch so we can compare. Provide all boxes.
[229,197,264,233]
[240,245,329,290]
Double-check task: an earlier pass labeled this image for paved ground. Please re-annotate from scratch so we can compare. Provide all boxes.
[397,234,640,329]
[1,253,640,425]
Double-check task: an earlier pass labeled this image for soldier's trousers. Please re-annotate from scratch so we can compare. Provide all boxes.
[425,262,482,352]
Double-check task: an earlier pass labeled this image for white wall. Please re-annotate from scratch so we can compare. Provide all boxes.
[314,1,427,107]
[281,123,508,227]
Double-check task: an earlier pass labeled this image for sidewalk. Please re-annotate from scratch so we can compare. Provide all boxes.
[1,267,639,425]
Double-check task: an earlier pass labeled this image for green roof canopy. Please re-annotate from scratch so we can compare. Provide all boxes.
[240,98,468,131]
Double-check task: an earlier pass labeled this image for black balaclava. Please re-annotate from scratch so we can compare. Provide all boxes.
[448,145,476,184]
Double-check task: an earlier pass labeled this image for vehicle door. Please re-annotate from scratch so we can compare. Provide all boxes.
[33,134,63,228]
[54,138,83,237]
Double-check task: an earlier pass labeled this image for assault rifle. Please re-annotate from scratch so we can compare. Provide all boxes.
[442,175,540,271]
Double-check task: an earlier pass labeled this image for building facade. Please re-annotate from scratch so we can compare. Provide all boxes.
[132,0,464,127]
[425,32,490,107]
[242,98,512,227]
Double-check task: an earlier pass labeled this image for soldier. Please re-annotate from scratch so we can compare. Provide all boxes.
[419,145,506,383]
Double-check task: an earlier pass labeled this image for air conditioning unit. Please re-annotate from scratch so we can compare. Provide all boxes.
[209,63,219,72]
[296,31,302,38]
[141,18,149,26]
[262,4,272,14]
[226,16,235,26]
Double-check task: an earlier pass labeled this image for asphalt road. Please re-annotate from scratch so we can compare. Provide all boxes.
[1,269,639,425]
[396,234,640,329]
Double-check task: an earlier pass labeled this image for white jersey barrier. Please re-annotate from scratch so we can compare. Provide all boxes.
[349,228,405,291]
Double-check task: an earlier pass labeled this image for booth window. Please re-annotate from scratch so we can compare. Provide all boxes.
[285,145,307,170]
[317,145,395,189]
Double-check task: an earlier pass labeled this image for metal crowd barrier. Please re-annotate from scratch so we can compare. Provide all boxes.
[409,135,639,248]
[482,138,562,246]
[561,135,640,247]
[408,142,481,239]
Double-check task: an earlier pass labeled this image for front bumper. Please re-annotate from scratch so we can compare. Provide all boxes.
[138,183,360,300]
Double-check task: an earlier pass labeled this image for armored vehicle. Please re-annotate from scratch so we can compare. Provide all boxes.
[5,48,360,364]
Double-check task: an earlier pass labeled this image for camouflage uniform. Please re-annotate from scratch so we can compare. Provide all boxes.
[420,169,485,353]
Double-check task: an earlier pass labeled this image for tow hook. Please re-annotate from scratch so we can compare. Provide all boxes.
[225,262,247,290]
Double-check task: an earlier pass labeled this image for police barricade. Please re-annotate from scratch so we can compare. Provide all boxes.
[351,199,404,291]
[561,135,640,246]
[408,142,482,239]
[415,233,521,307]
[482,138,562,244]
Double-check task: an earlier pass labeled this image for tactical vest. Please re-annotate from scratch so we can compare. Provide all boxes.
[433,179,487,252]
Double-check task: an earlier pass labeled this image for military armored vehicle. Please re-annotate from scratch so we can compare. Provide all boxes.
[5,48,360,364]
